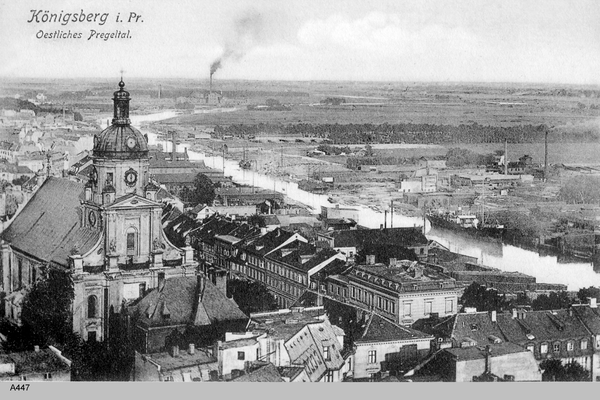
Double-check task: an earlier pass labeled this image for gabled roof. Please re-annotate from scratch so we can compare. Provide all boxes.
[357,313,432,344]
[443,342,531,362]
[2,177,100,266]
[571,304,600,334]
[231,363,284,382]
[130,276,248,328]
[496,310,591,342]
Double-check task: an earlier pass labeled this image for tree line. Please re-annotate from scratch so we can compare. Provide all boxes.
[214,122,600,144]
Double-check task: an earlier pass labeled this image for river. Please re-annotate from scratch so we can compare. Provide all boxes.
[130,111,598,291]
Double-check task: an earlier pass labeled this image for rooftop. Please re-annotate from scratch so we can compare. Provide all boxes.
[143,349,216,372]
[443,342,530,362]
[2,177,100,266]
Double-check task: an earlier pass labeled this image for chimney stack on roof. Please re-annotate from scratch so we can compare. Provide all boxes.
[590,298,597,309]
[188,343,195,355]
[490,310,497,323]
[465,307,477,314]
[512,309,517,319]
[366,255,376,265]
[171,345,180,358]
[34,345,40,352]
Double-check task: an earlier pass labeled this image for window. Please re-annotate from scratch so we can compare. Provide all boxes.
[329,284,333,293]
[445,299,454,313]
[237,351,245,360]
[526,344,535,353]
[126,230,137,255]
[540,343,548,354]
[378,297,382,309]
[352,287,356,298]
[325,370,334,382]
[368,350,377,364]
[323,346,330,361]
[88,331,97,342]
[403,302,412,317]
[164,376,174,382]
[567,341,574,351]
[256,348,260,360]
[553,343,560,353]
[106,172,113,184]
[424,300,433,315]
[337,287,340,296]
[87,295,98,318]
[390,302,395,314]
[43,373,52,380]
[581,340,588,350]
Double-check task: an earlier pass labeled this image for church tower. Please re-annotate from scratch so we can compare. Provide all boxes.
[71,79,195,342]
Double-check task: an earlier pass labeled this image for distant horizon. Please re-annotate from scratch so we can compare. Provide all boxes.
[1,76,599,89]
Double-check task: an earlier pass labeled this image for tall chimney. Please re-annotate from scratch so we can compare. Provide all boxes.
[384,210,387,229]
[544,131,549,182]
[504,139,508,175]
[171,131,176,161]
[210,74,213,94]
[390,200,394,228]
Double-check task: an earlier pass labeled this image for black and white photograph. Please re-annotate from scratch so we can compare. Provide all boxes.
[0,0,599,387]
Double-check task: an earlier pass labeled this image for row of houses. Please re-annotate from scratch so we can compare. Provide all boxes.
[409,302,600,381]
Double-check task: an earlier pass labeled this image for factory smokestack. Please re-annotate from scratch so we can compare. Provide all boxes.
[209,73,213,94]
[171,131,176,162]
[504,139,508,175]
[544,131,549,182]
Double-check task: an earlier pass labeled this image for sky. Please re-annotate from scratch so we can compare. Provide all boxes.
[0,0,599,84]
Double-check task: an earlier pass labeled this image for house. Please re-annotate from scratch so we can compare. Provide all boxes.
[0,347,71,381]
[408,343,542,382]
[244,307,351,382]
[351,312,433,381]
[133,344,218,382]
[413,308,595,377]
[128,274,248,354]
[347,260,461,326]
[317,227,430,261]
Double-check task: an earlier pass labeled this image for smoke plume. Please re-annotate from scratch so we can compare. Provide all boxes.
[210,10,268,77]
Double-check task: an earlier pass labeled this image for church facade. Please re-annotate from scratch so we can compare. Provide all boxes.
[1,80,197,342]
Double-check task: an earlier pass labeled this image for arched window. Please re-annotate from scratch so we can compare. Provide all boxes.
[88,295,98,319]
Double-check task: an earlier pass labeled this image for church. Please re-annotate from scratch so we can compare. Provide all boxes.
[0,79,197,342]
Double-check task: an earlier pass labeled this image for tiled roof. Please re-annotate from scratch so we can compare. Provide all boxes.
[496,310,591,343]
[443,342,530,362]
[358,313,432,343]
[131,276,248,328]
[571,305,600,334]
[448,312,507,346]
[2,177,100,266]
[145,349,216,372]
[232,363,283,382]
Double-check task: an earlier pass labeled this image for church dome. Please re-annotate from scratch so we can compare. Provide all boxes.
[93,79,149,159]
